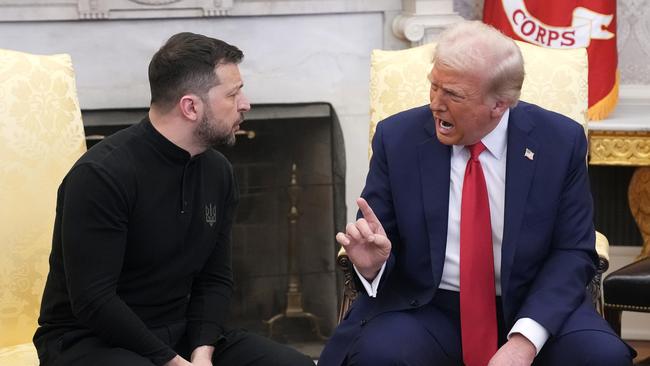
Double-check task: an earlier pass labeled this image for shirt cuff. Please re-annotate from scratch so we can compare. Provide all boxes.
[508,318,550,355]
[353,262,386,297]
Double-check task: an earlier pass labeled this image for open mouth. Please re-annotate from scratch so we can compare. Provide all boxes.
[234,117,244,130]
[436,117,454,131]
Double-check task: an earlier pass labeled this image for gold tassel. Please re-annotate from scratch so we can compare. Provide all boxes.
[588,70,620,121]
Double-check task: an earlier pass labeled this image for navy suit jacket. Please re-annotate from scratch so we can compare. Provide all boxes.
[320,102,605,365]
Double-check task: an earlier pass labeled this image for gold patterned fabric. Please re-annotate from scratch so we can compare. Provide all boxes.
[0,343,39,365]
[0,48,85,358]
[368,41,589,155]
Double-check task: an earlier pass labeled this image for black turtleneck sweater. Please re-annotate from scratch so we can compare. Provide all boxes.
[34,118,237,365]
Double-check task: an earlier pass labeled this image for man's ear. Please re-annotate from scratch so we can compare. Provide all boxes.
[179,95,202,121]
[490,99,509,119]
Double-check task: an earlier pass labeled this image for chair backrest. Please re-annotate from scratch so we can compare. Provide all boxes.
[0,49,86,347]
[368,41,589,153]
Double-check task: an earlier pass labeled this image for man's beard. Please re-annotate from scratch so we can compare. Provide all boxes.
[195,110,238,148]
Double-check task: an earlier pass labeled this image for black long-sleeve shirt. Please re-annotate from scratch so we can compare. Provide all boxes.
[34,118,237,365]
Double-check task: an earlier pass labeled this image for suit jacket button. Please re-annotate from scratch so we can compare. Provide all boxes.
[410,300,419,307]
[360,319,367,326]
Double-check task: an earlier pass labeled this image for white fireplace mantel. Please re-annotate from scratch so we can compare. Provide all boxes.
[0,0,461,46]
[0,0,425,224]
[0,0,402,21]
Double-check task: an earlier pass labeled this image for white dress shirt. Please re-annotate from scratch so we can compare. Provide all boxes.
[355,109,550,354]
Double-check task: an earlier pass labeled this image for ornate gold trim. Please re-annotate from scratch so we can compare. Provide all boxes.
[629,167,650,258]
[588,130,650,166]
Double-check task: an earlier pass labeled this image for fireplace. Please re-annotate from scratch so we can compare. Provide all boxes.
[83,103,345,342]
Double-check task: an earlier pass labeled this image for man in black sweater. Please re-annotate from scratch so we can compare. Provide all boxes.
[33,32,314,366]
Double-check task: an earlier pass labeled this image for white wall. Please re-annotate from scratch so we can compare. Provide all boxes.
[0,12,396,223]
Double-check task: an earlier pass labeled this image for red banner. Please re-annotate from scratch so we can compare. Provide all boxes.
[483,0,618,120]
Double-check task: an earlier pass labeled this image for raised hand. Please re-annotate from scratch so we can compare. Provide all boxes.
[336,197,391,281]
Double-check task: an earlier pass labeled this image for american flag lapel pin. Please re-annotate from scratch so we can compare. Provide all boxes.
[524,148,535,160]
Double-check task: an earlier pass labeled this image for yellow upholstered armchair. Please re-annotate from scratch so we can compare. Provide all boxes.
[0,49,86,364]
[337,41,610,322]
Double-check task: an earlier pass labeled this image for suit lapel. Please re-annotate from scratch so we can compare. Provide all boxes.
[417,121,451,288]
[501,104,538,299]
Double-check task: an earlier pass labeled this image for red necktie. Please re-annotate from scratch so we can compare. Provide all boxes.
[460,142,498,366]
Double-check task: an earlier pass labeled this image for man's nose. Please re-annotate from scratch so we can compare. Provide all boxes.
[238,94,251,112]
[430,91,446,112]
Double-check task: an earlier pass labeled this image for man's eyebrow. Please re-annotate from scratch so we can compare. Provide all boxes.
[227,82,244,93]
[443,86,464,98]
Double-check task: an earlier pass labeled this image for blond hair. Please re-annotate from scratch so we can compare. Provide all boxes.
[434,21,525,107]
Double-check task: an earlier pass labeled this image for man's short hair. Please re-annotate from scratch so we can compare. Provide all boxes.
[434,21,525,107]
[148,32,244,110]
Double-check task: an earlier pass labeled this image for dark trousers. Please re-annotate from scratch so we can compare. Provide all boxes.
[339,290,633,366]
[41,328,313,366]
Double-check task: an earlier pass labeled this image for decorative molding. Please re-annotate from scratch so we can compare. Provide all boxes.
[129,0,182,5]
[230,0,401,16]
[77,0,232,19]
[393,14,464,45]
[0,0,402,21]
[589,130,650,166]
[392,0,463,45]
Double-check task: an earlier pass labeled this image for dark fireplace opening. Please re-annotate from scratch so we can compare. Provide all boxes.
[217,103,345,341]
[82,103,346,352]
[589,165,643,246]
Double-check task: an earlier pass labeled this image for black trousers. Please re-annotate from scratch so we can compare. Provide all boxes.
[40,328,314,366]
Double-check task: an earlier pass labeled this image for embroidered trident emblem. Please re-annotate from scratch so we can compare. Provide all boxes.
[205,204,217,227]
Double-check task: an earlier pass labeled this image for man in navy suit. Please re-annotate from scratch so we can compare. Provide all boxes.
[319,21,634,366]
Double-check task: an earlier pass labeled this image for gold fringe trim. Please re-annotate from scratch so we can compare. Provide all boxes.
[588,70,620,121]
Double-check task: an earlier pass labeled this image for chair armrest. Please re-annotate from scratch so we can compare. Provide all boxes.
[337,247,359,323]
[591,231,610,315]
[595,231,610,269]
[0,343,39,365]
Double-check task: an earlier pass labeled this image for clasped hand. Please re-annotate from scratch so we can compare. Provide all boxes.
[164,344,215,366]
[164,355,202,366]
[336,198,391,281]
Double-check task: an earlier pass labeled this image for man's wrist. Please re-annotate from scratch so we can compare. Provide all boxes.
[163,355,186,366]
[358,267,381,282]
[191,345,215,362]
[354,262,386,298]
[508,317,549,354]
[508,333,536,359]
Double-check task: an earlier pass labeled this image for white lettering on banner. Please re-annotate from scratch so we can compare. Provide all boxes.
[502,0,614,49]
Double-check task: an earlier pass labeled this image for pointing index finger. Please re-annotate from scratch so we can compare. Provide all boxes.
[357,197,380,225]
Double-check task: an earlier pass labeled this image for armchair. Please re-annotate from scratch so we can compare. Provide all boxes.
[337,41,610,322]
[0,49,86,364]
[602,169,650,337]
